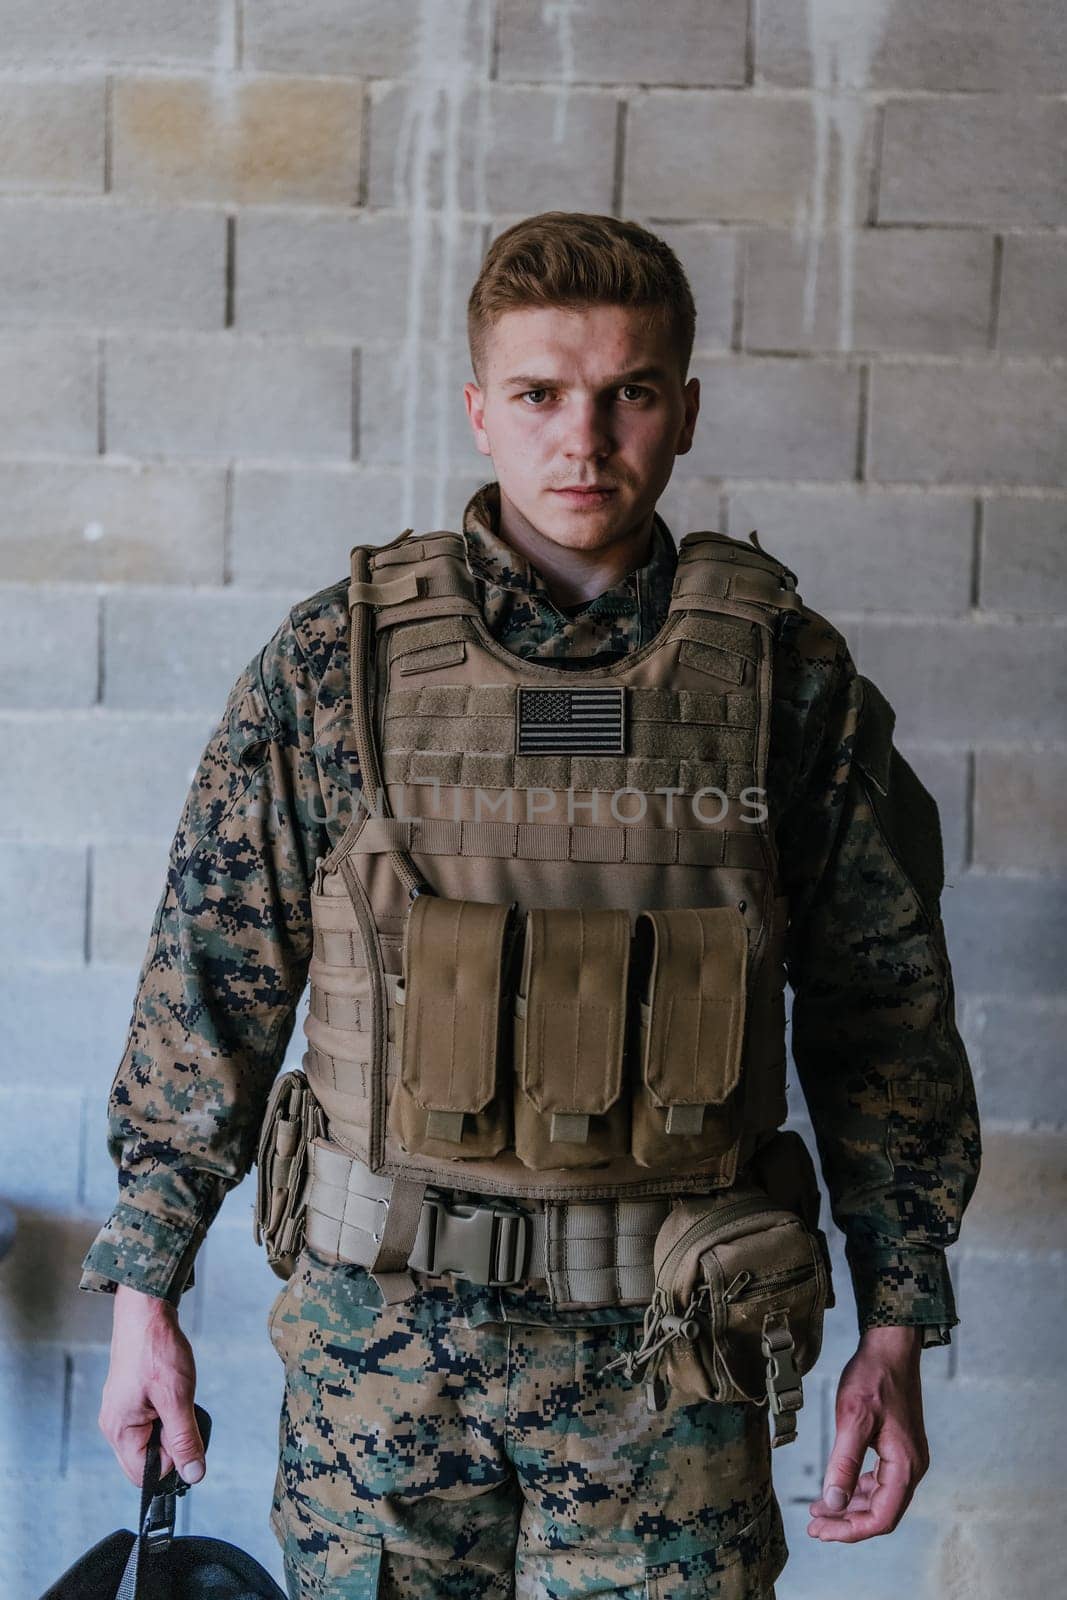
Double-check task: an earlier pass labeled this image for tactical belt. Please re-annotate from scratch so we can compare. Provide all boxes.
[304,1138,668,1309]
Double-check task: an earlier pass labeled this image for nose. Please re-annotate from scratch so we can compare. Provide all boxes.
[561,397,613,462]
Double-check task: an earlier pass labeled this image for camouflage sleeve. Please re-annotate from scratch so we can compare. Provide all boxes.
[79,613,330,1305]
[775,610,981,1346]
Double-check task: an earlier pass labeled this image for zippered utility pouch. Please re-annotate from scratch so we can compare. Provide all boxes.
[603,1183,833,1447]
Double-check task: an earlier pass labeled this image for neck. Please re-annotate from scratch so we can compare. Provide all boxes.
[497,488,655,607]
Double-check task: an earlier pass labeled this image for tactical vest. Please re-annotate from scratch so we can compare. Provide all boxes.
[302,525,801,1206]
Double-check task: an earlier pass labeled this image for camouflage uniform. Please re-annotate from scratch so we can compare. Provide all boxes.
[80,481,980,1598]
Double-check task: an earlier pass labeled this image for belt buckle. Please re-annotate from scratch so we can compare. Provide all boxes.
[417,1194,530,1287]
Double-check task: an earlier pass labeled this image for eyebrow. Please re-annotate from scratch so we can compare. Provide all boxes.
[501,364,671,390]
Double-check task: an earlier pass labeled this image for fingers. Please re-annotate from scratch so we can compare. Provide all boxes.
[809,1401,873,1517]
[155,1383,207,1484]
[808,1445,926,1542]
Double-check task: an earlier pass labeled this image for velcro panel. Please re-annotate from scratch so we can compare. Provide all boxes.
[636,906,748,1109]
[399,896,513,1115]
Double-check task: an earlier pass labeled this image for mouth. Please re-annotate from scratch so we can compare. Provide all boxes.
[551,486,617,506]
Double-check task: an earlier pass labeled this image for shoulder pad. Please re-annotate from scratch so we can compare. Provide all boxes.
[678,527,799,590]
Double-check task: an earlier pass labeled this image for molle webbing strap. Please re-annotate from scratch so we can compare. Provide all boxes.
[537,1198,669,1308]
[353,815,764,869]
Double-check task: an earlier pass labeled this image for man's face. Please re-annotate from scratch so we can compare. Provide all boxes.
[464,303,700,553]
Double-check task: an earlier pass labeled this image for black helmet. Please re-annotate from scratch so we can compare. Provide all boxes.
[38,1406,286,1600]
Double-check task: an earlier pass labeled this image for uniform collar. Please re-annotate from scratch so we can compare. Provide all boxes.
[460,480,678,660]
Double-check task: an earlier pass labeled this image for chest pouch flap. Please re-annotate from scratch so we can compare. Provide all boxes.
[513,907,631,1170]
[392,895,516,1160]
[630,905,748,1168]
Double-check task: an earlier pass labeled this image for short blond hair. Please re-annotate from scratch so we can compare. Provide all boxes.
[467,211,697,387]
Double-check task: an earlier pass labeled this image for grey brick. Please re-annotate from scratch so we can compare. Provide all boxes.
[0,1087,81,1208]
[112,73,362,206]
[778,1497,944,1599]
[237,210,483,341]
[0,842,87,963]
[0,710,215,838]
[246,0,422,75]
[948,1514,1067,1600]
[231,466,487,590]
[940,875,1067,997]
[880,98,1067,227]
[920,1374,1067,1509]
[757,0,1067,93]
[0,967,141,1091]
[196,1218,286,1348]
[0,585,98,707]
[0,76,104,194]
[972,1122,1063,1243]
[0,461,226,583]
[677,358,860,482]
[358,343,487,471]
[0,331,97,453]
[981,497,1067,615]
[0,1,230,66]
[106,336,353,462]
[0,200,226,330]
[498,0,748,86]
[643,225,737,353]
[244,0,421,76]
[973,748,1067,872]
[962,996,1067,1127]
[857,619,1065,742]
[725,486,973,615]
[626,92,873,225]
[743,228,993,355]
[956,1250,1064,1380]
[89,837,170,968]
[103,587,293,711]
[368,82,618,214]
[0,1346,66,1477]
[0,1215,119,1344]
[999,236,1067,357]
[869,363,1067,488]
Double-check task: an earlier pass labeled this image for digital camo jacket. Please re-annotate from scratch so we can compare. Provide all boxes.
[79,481,980,1341]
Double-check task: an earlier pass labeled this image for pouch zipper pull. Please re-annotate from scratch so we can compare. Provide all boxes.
[723,1269,753,1303]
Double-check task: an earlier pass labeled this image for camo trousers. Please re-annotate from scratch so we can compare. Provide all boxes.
[267,1247,787,1599]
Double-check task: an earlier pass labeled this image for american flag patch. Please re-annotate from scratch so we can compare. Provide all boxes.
[516,685,626,754]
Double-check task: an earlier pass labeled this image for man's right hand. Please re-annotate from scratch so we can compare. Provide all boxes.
[98,1284,207,1489]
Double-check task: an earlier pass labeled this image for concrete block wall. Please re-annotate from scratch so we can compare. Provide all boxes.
[0,2,1063,1595]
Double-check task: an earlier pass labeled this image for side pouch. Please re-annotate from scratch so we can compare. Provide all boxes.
[391,894,517,1160]
[604,1186,831,1448]
[513,907,631,1170]
[253,1068,326,1280]
[630,905,748,1168]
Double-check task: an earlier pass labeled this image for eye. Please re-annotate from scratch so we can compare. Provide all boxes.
[519,389,551,405]
[619,384,651,401]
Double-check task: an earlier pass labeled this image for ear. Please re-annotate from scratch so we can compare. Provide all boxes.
[676,376,700,457]
[464,381,493,457]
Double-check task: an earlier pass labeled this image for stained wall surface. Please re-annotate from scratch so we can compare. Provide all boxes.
[0,3,1064,1596]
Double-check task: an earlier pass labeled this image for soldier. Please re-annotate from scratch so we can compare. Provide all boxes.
[85,212,980,1600]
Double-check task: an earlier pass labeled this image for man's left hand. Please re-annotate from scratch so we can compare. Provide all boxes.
[807,1324,929,1543]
